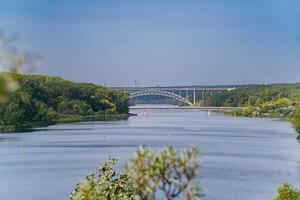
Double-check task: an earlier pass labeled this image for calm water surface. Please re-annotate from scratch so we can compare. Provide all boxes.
[1,105,300,200]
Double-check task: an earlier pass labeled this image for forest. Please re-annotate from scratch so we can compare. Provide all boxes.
[202,84,300,134]
[203,84,300,107]
[0,73,129,132]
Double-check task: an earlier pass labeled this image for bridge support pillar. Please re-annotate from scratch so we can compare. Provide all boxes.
[186,90,188,101]
[193,89,196,105]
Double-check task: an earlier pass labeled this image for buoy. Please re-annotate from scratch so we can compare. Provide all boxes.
[208,110,211,117]
[143,110,148,116]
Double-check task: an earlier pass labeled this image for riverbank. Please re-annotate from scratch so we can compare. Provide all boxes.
[224,106,294,118]
[0,73,131,133]
[222,104,300,141]
[1,108,299,200]
[0,113,134,133]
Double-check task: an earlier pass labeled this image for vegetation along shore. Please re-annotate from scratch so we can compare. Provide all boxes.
[0,73,130,132]
[199,84,300,137]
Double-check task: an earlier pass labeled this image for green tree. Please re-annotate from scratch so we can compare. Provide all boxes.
[33,101,57,123]
[241,106,257,117]
[3,102,25,128]
[70,146,201,200]
[99,99,116,111]
[274,183,300,200]
[126,146,200,200]
[57,97,93,116]
[0,73,130,131]
[70,158,136,200]
[2,90,36,128]
[292,103,300,134]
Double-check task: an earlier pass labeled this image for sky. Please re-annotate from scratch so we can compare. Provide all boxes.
[0,0,300,86]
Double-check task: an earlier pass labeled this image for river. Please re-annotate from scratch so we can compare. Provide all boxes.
[0,105,300,200]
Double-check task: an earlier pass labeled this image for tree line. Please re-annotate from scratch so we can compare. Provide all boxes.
[0,73,129,131]
[201,84,300,135]
[203,84,300,107]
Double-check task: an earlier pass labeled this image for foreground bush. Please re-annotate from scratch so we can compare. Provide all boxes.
[70,146,200,200]
[274,183,300,200]
[70,158,136,200]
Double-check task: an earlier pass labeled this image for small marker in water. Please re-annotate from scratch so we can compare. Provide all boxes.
[143,110,148,116]
[208,110,211,116]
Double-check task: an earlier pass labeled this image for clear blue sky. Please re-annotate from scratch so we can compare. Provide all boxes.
[0,0,300,86]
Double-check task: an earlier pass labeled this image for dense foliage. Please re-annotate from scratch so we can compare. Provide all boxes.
[70,146,200,200]
[0,73,129,131]
[203,84,300,107]
[274,183,300,200]
[70,158,136,200]
[292,104,300,134]
[226,97,294,118]
[202,84,300,134]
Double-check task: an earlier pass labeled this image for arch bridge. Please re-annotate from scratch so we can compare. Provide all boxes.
[112,86,236,105]
[130,89,194,105]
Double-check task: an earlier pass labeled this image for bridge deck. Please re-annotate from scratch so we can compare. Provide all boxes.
[112,87,236,91]
[130,106,242,110]
[112,86,236,106]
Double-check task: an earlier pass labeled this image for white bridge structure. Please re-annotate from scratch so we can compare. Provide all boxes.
[112,86,236,105]
[130,89,194,105]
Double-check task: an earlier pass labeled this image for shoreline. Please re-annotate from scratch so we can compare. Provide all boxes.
[0,113,135,133]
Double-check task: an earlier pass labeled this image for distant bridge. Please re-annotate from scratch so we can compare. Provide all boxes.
[129,105,243,110]
[112,86,236,105]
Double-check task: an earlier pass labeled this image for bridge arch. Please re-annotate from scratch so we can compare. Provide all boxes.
[129,90,193,105]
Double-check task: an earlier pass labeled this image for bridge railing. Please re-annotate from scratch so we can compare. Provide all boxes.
[111,86,236,105]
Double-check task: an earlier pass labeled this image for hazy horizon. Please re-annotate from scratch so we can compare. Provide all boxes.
[1,0,300,86]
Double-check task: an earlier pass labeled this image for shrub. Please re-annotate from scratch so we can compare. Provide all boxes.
[99,99,116,112]
[274,183,300,200]
[70,146,200,200]
[70,158,136,200]
[241,106,256,117]
[126,146,200,200]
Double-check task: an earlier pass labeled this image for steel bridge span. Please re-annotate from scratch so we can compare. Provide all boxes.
[112,86,236,105]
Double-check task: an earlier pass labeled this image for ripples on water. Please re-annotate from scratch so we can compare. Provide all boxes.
[0,105,300,200]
